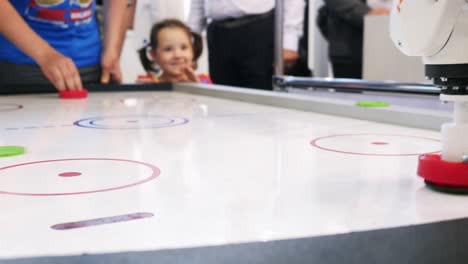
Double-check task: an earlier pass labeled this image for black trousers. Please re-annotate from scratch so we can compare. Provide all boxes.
[207,10,274,90]
[0,61,101,87]
[332,62,362,79]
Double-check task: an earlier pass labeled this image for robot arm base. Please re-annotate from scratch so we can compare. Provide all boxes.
[426,64,468,95]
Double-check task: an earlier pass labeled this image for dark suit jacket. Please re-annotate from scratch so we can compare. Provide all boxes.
[319,0,370,64]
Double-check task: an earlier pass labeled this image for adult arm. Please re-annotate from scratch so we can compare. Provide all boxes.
[0,0,82,91]
[283,0,305,69]
[187,0,207,34]
[101,0,128,83]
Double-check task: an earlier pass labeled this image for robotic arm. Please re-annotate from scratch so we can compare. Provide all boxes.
[390,0,465,59]
[390,0,468,192]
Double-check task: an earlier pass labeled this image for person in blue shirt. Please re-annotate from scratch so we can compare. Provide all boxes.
[0,0,127,92]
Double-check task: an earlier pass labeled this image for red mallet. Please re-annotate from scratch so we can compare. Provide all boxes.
[59,89,88,99]
[418,153,468,193]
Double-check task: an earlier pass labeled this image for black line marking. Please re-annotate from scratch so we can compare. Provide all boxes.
[51,212,154,230]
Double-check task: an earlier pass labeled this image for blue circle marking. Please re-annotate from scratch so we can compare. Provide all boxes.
[74,115,189,130]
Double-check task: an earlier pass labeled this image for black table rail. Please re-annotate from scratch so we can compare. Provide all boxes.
[274,75,440,95]
[0,83,173,95]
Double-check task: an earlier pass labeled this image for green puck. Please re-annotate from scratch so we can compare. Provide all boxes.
[0,146,26,157]
[355,101,390,107]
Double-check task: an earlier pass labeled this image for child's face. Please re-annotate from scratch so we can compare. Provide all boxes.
[152,28,194,76]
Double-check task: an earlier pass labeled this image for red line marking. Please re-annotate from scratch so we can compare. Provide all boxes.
[371,142,389,145]
[58,172,82,177]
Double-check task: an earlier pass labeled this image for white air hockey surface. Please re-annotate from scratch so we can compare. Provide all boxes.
[0,85,465,260]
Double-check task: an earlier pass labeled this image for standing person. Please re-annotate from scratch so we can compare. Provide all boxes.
[188,0,305,90]
[138,19,204,83]
[317,0,390,79]
[0,0,128,92]
[286,0,312,77]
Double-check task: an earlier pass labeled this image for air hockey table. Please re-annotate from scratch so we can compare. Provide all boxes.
[0,81,467,264]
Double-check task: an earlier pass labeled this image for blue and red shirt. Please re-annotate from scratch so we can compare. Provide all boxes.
[0,0,101,67]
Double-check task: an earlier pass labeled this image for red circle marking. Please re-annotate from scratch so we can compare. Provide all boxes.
[0,158,160,196]
[310,134,441,156]
[371,142,389,145]
[58,172,82,177]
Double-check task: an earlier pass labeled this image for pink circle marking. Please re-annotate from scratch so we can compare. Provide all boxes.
[0,158,160,196]
[371,142,389,145]
[58,172,82,177]
[310,134,441,156]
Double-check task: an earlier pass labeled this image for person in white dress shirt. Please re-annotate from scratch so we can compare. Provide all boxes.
[188,0,305,90]
[367,0,392,10]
